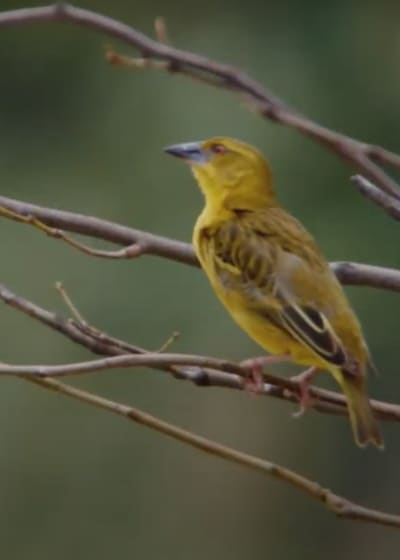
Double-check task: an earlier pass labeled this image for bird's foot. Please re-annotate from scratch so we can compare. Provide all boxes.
[240,355,290,396]
[291,366,320,417]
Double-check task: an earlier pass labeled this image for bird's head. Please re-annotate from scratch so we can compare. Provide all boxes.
[164,137,276,210]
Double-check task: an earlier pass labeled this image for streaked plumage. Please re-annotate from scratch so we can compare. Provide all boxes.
[165,137,383,448]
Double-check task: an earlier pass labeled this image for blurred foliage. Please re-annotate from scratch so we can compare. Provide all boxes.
[0,0,400,558]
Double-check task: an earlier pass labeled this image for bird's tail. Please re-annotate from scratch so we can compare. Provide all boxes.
[337,372,384,449]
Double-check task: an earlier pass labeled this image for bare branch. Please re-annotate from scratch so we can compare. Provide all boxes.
[331,261,400,293]
[2,278,400,526]
[0,352,251,380]
[0,4,398,198]
[0,195,195,266]
[25,374,400,529]
[0,196,399,293]
[2,350,400,423]
[0,4,399,529]
[4,349,400,422]
[351,175,400,221]
[1,282,400,423]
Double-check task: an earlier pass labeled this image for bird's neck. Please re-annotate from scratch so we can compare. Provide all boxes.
[196,198,233,231]
[200,189,277,226]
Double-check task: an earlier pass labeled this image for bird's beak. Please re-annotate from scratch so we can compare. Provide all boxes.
[164,141,209,165]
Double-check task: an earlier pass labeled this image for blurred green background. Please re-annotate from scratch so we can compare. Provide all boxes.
[1,0,400,558]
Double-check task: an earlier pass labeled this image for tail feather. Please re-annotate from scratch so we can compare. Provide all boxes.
[338,374,384,449]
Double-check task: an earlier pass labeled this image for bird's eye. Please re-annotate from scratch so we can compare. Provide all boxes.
[210,144,227,155]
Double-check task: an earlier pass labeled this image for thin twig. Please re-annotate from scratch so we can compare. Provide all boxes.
[0,197,399,293]
[55,281,88,325]
[0,206,144,260]
[25,374,400,529]
[156,331,180,353]
[0,351,286,383]
[351,175,400,221]
[105,48,228,89]
[154,16,169,45]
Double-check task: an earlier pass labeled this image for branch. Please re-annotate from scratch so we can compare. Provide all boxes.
[0,196,400,293]
[0,352,256,379]
[1,4,400,530]
[351,175,400,221]
[25,375,400,529]
[1,282,400,423]
[0,4,399,199]
[331,261,400,293]
[0,195,195,267]
[7,279,400,526]
[0,283,347,417]
[4,350,400,423]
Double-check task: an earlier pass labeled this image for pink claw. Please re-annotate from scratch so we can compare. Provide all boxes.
[291,366,320,417]
[240,355,290,396]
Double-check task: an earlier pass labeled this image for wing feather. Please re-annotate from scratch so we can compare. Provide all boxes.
[279,297,347,367]
[205,214,353,370]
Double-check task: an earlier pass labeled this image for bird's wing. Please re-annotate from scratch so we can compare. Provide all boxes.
[276,289,348,367]
[210,212,350,369]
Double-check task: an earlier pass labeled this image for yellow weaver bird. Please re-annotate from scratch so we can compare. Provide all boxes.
[165,137,383,448]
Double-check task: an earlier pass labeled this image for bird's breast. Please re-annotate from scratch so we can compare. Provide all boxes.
[193,223,291,355]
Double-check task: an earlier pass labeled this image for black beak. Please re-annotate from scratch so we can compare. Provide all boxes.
[164,141,208,164]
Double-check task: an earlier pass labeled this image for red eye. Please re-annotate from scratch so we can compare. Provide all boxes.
[211,144,227,154]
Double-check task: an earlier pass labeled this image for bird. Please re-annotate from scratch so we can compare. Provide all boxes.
[164,136,383,449]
